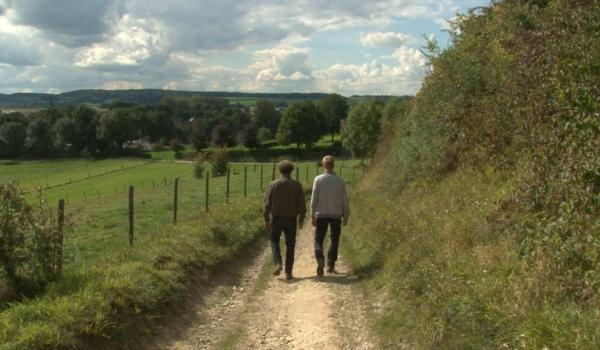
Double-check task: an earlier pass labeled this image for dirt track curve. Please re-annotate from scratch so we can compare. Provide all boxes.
[146,223,377,350]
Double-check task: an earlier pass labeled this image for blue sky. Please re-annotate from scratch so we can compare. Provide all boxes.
[0,0,489,96]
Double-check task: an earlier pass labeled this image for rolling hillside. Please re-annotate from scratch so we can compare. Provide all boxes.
[0,89,407,109]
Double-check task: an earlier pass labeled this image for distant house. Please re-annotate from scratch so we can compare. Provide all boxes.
[123,140,152,151]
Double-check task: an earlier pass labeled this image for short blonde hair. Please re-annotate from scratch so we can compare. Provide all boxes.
[322,155,335,169]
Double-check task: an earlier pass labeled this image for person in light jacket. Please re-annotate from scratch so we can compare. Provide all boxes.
[310,155,349,276]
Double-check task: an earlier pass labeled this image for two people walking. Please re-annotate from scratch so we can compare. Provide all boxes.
[263,156,349,280]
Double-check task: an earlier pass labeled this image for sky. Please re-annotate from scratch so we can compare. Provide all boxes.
[0,0,489,96]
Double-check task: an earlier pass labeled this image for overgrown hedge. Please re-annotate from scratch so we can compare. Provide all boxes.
[344,0,600,348]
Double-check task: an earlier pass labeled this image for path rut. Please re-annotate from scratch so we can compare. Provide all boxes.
[147,223,376,350]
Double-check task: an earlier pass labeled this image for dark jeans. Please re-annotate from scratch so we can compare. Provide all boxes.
[314,218,342,269]
[270,216,297,274]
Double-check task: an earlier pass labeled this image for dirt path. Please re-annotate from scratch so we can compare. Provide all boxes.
[148,224,376,350]
[238,224,376,350]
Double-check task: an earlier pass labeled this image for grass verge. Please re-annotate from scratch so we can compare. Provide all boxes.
[0,196,264,350]
[345,163,600,348]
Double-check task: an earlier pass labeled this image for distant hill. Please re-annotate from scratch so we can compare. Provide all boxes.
[0,89,409,108]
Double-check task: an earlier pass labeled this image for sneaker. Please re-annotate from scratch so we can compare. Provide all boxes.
[285,272,294,281]
[326,266,335,274]
[273,263,282,276]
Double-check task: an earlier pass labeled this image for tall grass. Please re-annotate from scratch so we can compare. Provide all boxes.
[0,196,263,349]
[344,0,600,348]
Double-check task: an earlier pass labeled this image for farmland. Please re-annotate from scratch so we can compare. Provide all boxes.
[1,157,363,273]
[0,156,363,349]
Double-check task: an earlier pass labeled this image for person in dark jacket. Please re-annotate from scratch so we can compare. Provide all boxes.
[263,160,306,280]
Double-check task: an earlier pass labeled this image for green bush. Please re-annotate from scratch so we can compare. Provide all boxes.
[193,159,206,179]
[0,183,61,296]
[0,196,263,349]
[344,0,600,348]
[208,147,229,177]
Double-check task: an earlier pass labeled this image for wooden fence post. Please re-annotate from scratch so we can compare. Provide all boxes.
[305,166,309,182]
[56,199,65,278]
[226,167,231,203]
[260,164,264,190]
[272,163,276,181]
[339,166,343,178]
[128,186,134,247]
[173,178,179,224]
[244,165,248,198]
[205,172,209,212]
[296,165,299,182]
[353,167,356,183]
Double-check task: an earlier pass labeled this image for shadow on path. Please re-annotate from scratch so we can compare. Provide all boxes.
[274,272,362,285]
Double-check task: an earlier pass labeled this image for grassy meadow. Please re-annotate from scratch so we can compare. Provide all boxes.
[0,155,363,349]
[1,157,362,265]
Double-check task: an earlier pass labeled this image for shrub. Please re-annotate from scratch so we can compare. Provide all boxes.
[0,183,62,295]
[343,0,600,348]
[208,148,229,177]
[151,143,165,152]
[193,160,206,179]
[168,138,185,152]
[257,127,273,145]
[0,196,263,349]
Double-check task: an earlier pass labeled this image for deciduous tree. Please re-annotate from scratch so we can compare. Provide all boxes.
[276,100,323,150]
[318,94,348,142]
[341,100,383,163]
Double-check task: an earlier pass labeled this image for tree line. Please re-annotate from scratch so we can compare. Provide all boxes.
[0,93,403,160]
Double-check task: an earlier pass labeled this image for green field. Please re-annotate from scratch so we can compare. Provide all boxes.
[1,157,363,270]
[0,159,149,193]
[0,156,362,349]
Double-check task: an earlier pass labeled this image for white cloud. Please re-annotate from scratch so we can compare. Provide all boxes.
[392,46,427,72]
[0,0,474,94]
[435,17,455,32]
[315,46,426,95]
[74,15,166,69]
[102,80,143,90]
[249,46,315,91]
[360,31,417,47]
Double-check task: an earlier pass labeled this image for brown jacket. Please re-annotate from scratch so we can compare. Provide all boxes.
[263,176,306,222]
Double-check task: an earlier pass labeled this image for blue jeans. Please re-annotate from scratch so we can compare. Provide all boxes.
[314,218,342,269]
[270,216,297,274]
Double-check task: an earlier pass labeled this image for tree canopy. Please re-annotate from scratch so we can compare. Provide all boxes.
[276,100,323,149]
[318,94,349,141]
[341,100,383,161]
[252,99,281,134]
